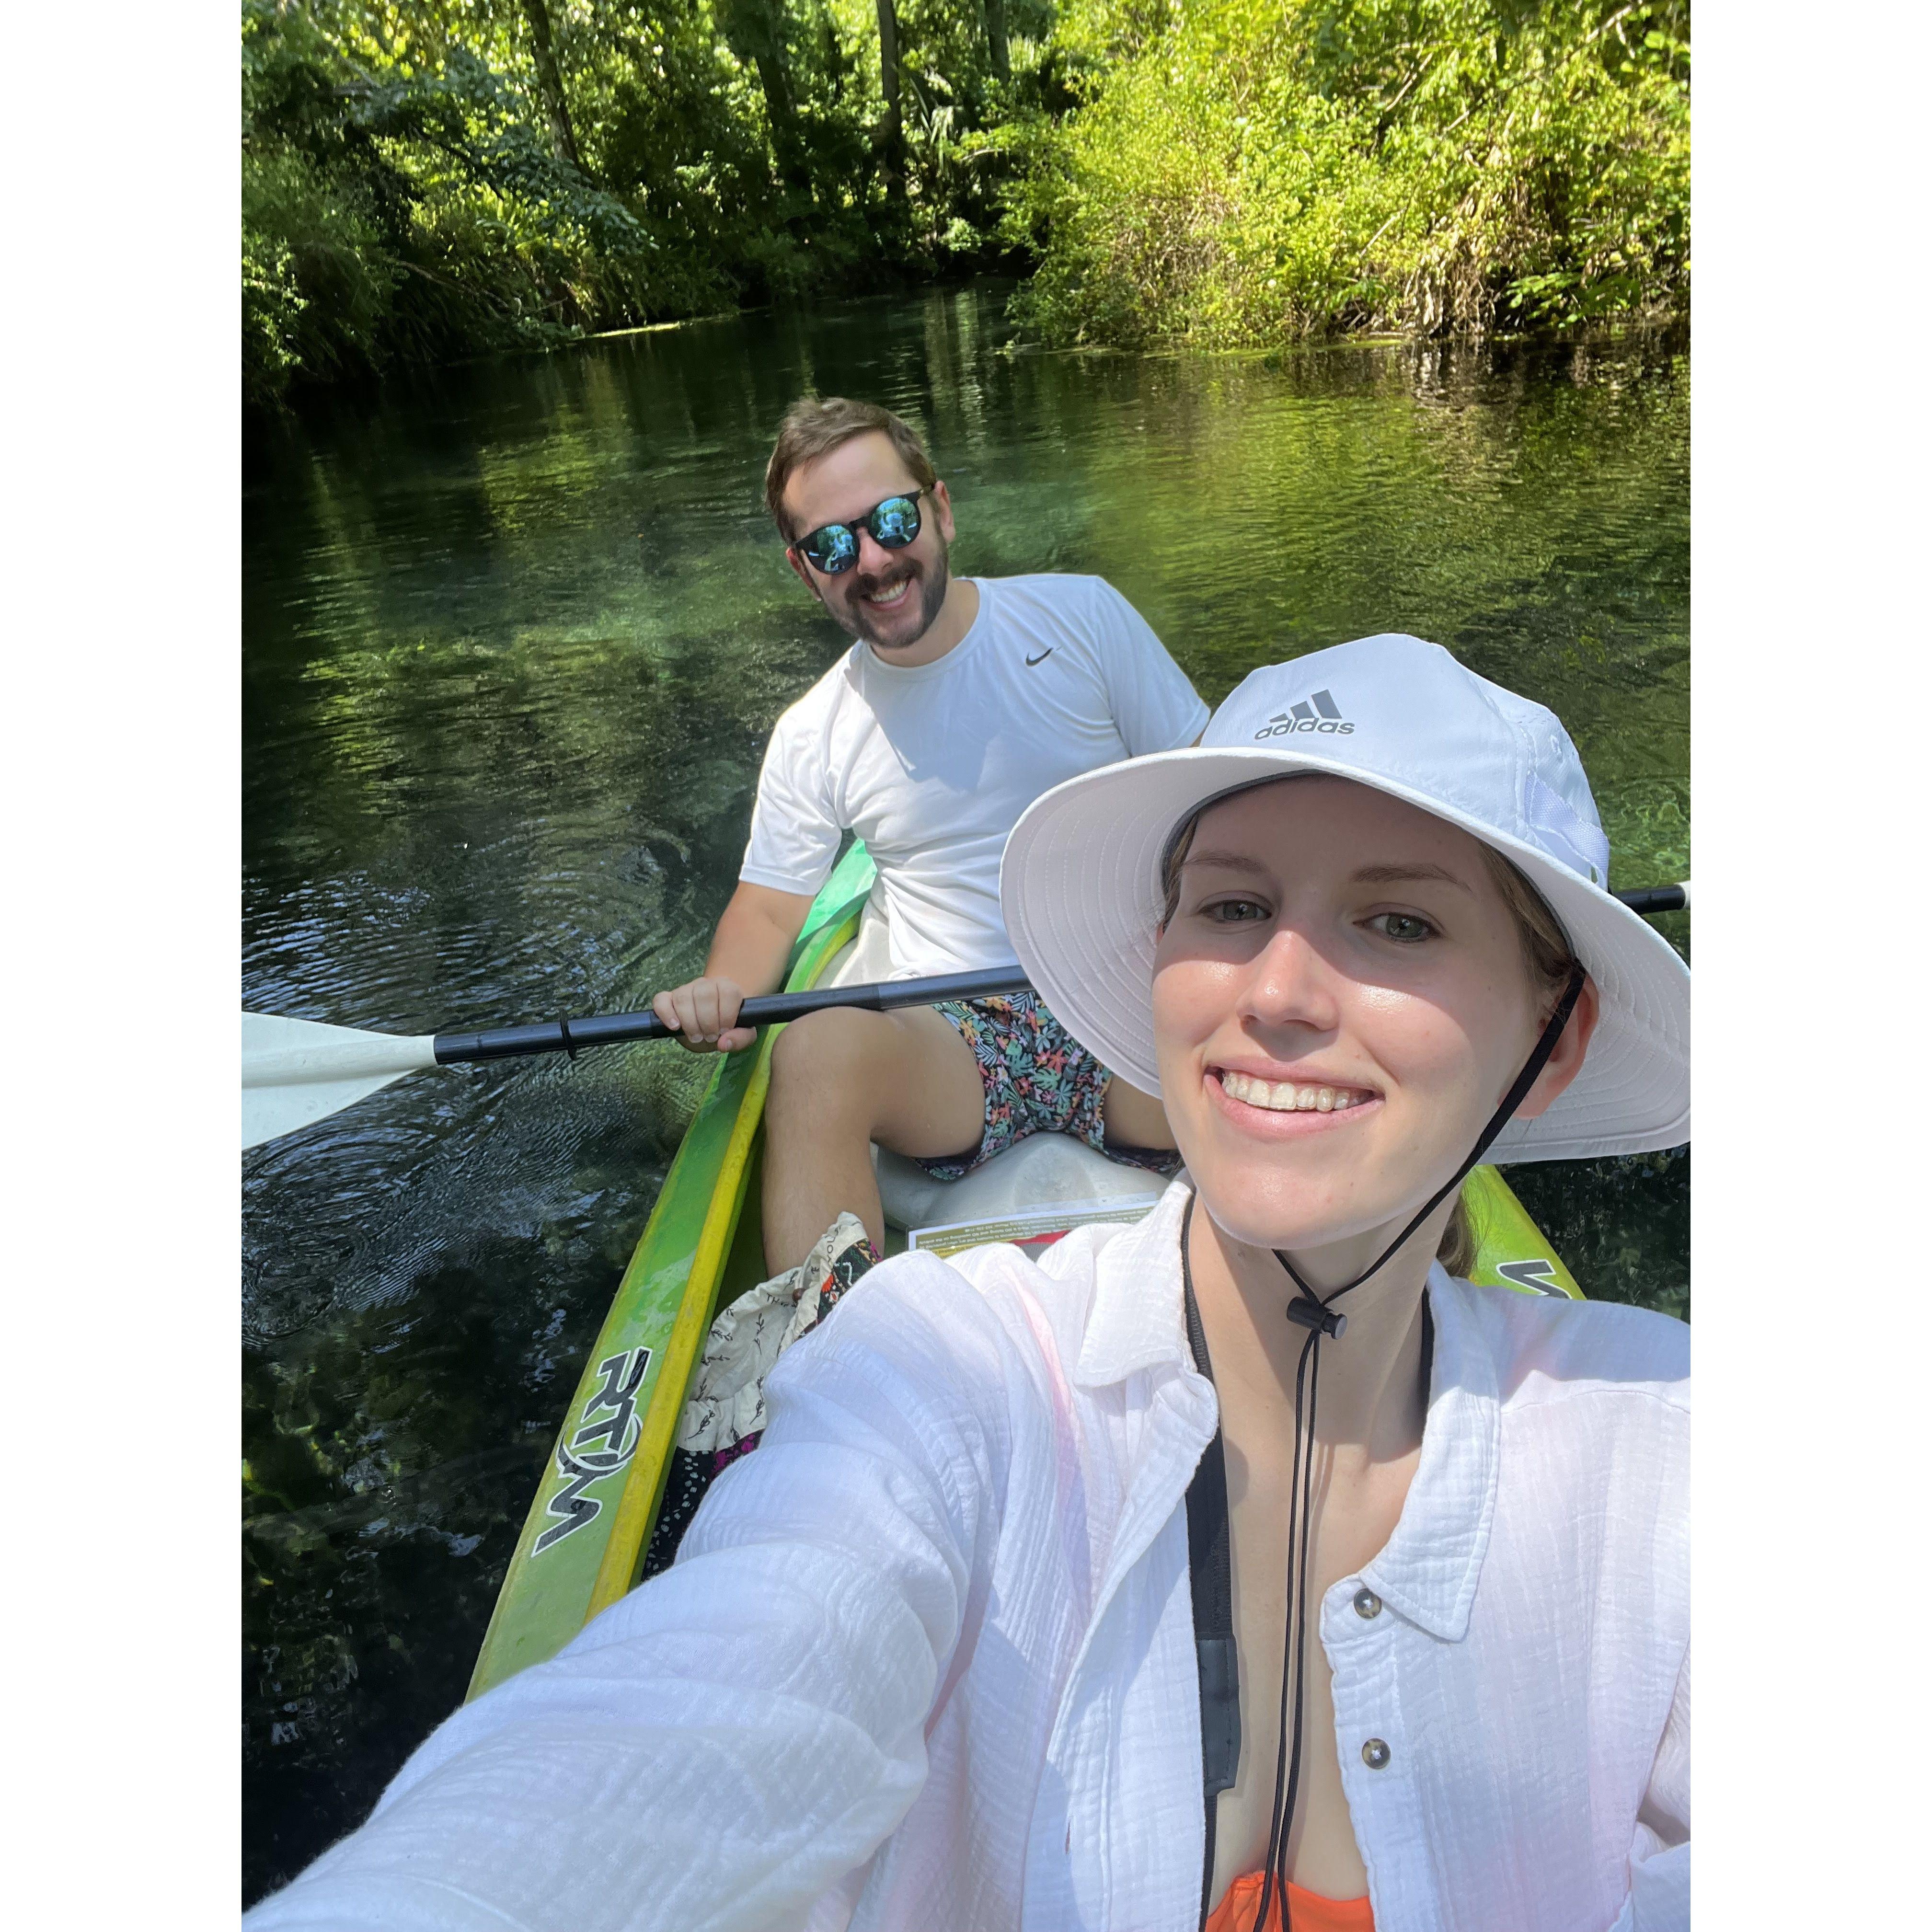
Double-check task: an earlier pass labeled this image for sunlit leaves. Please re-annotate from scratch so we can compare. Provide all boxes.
[1011,0,1691,350]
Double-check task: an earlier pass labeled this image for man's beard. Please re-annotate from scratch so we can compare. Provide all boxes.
[833,550,951,650]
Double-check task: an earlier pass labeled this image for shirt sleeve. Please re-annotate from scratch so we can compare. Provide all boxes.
[739,700,845,897]
[1084,579,1209,755]
[1619,1643,1690,1932]
[241,1265,1005,1932]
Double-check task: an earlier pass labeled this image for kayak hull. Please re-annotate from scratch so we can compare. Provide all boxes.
[466,846,874,1699]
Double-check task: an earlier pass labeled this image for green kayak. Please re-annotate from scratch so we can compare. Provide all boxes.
[468,842,1580,1701]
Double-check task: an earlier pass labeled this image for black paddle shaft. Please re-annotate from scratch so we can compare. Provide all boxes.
[429,884,1684,1067]
[430,965,1035,1065]
[1614,884,1687,916]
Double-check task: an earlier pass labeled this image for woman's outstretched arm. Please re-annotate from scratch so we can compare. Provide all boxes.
[244,1263,1007,1932]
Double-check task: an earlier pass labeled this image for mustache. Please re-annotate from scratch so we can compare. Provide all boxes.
[850,560,920,598]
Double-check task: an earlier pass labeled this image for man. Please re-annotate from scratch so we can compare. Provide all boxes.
[652,397,1206,1296]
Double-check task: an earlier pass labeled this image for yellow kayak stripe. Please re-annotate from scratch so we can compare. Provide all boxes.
[586,1044,777,1613]
[584,902,868,1613]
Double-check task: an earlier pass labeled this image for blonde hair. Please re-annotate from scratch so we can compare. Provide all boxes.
[764,397,937,540]
[1155,781,1579,1276]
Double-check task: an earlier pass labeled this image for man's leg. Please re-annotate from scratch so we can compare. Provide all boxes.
[1101,1076,1178,1153]
[761,1005,985,1272]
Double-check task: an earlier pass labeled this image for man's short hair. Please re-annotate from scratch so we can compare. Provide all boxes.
[765,398,938,540]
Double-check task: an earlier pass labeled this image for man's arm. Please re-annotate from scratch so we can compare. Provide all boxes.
[651,881,816,1053]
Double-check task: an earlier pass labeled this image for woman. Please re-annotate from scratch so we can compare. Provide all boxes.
[248,635,1688,1932]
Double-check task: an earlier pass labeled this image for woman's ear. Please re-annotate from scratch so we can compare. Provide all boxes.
[1514,975,1600,1121]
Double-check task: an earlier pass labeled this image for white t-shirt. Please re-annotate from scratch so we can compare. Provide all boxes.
[739,575,1208,978]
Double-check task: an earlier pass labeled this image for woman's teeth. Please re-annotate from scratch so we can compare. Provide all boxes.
[1219,1070,1371,1113]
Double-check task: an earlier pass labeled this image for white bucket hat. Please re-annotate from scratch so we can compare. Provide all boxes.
[1000,633,1688,1162]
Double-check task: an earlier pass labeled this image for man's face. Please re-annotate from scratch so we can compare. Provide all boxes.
[781,432,956,652]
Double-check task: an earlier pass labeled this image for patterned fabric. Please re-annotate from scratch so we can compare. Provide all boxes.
[644,1218,881,1580]
[917,992,1184,1182]
[704,1232,880,1472]
[676,1213,882,1456]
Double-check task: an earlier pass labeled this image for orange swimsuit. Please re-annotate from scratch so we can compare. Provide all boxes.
[1203,1874,1374,1932]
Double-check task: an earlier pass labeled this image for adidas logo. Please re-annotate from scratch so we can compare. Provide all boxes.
[1254,690,1354,738]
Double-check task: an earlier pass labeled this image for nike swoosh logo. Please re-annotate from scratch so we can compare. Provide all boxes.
[1025,649,1054,667]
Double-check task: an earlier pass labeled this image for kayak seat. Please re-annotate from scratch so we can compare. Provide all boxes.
[818,903,1167,1241]
[874,1135,1165,1236]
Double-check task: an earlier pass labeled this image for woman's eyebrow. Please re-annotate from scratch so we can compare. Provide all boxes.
[1350,862,1473,893]
[1181,854,1474,892]
[1180,850,1275,878]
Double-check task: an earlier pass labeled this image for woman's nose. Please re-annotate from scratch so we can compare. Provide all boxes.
[1242,925,1342,1035]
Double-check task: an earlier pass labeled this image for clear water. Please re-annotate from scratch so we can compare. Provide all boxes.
[242,284,1688,1900]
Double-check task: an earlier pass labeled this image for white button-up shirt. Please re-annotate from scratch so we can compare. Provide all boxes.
[247,1180,1689,1932]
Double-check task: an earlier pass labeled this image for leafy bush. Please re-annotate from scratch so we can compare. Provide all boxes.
[1009,0,1690,348]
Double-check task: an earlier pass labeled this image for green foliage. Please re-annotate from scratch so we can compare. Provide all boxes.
[1009,0,1690,349]
[242,0,1050,403]
[244,1,668,402]
[242,0,1690,401]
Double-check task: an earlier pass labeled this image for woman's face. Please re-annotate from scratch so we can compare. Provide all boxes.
[1151,777,1595,1257]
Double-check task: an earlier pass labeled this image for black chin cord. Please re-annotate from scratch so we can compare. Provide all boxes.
[1246,962,1585,1930]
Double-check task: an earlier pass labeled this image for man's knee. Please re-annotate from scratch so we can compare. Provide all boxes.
[768,1009,881,1125]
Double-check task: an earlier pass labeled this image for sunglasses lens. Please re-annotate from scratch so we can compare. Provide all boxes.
[801,524,858,574]
[869,495,920,548]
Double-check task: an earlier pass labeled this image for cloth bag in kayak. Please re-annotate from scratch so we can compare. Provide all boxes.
[676,1213,874,1454]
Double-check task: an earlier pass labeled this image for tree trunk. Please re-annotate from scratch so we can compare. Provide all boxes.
[983,0,1011,86]
[753,47,803,171]
[719,0,805,187]
[519,0,583,172]
[876,0,904,200]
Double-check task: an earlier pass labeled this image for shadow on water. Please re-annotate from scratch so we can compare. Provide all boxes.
[242,281,1688,1901]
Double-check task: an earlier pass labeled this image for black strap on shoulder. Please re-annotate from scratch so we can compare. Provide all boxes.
[1181,1195,1240,1929]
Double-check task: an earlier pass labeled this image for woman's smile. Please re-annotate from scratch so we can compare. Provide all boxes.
[1211,1065,1381,1132]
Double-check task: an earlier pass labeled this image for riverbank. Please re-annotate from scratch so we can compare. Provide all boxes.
[243,1,1688,408]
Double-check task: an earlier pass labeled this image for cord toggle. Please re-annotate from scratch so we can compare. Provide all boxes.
[1285,1296,1346,1339]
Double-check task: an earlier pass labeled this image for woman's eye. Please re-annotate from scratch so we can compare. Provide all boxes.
[1204,897,1270,924]
[1368,912,1435,943]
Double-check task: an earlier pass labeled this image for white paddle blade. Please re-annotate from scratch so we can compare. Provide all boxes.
[243,1012,441,1150]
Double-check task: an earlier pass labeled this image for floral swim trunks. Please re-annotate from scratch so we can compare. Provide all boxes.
[918,992,1184,1183]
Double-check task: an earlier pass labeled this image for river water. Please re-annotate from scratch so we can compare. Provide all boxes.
[242,282,1688,1900]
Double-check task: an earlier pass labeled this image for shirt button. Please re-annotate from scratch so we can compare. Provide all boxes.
[1352,1587,1382,1619]
[1362,1738,1392,1770]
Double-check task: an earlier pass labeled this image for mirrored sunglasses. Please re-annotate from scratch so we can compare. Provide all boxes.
[793,491,924,575]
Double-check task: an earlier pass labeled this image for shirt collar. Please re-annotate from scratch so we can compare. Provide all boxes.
[1074,1183,1504,1643]
[1073,1177,1197,1390]
[1358,1269,1502,1643]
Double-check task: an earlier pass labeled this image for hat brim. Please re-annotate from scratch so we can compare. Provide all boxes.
[1000,747,1688,1162]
